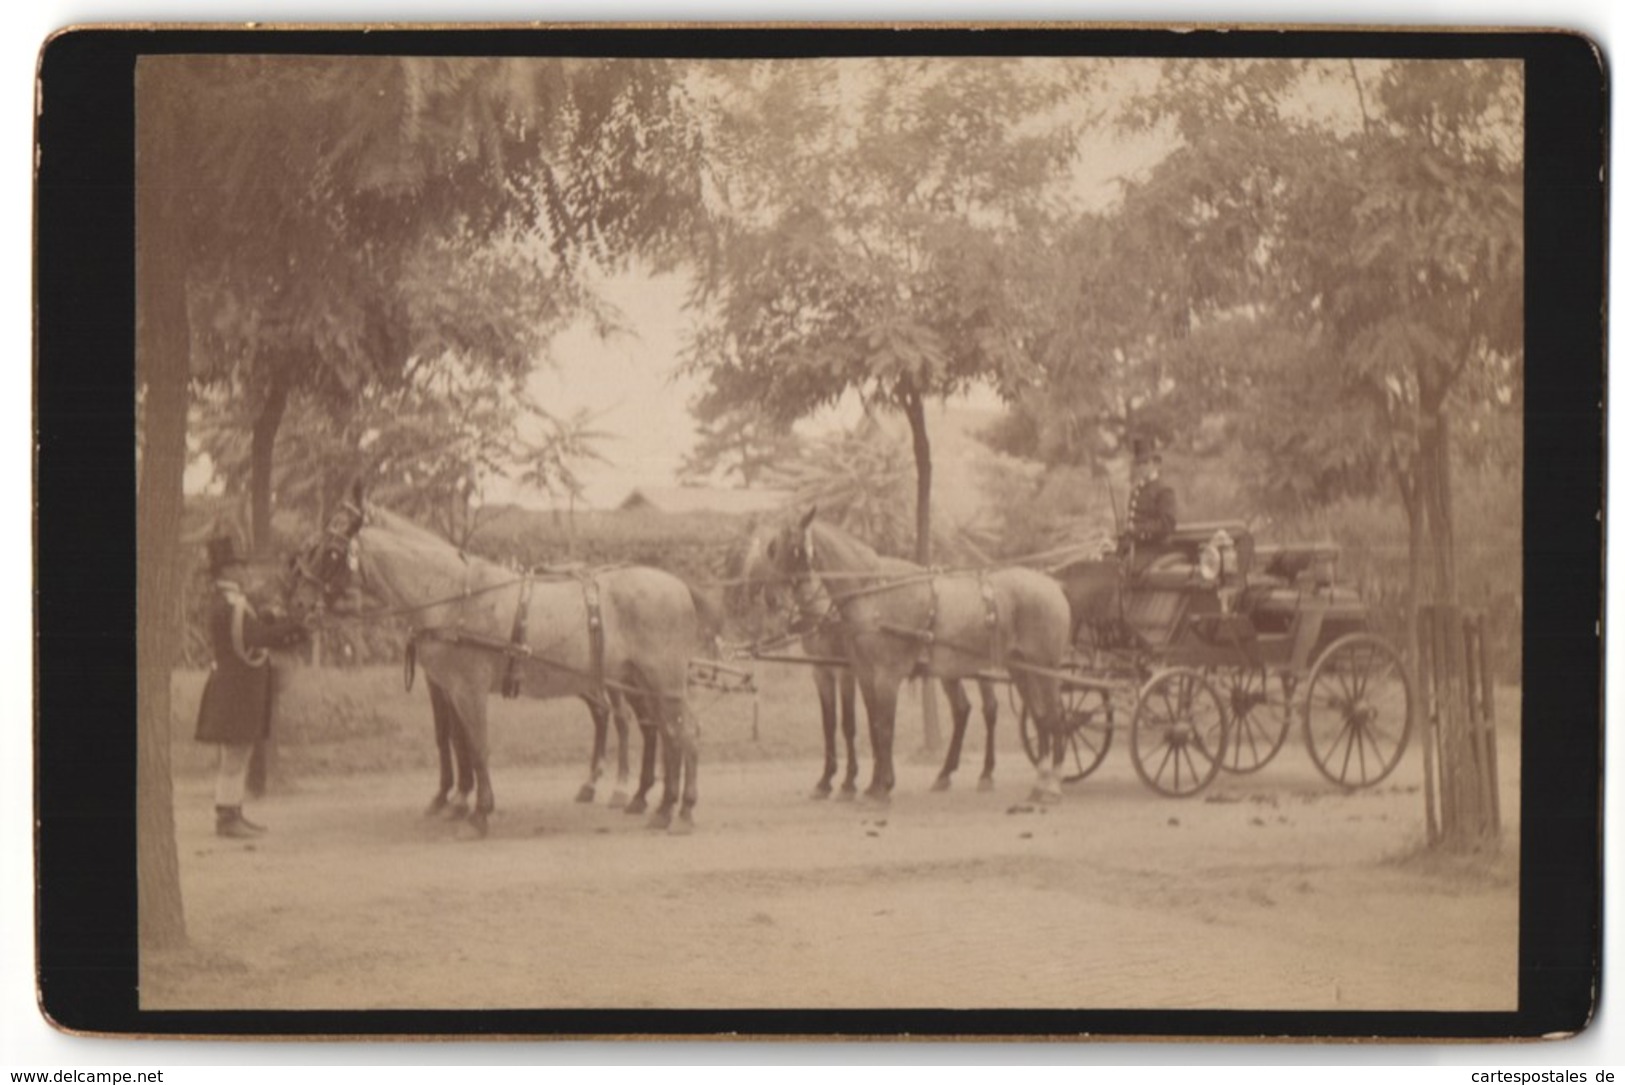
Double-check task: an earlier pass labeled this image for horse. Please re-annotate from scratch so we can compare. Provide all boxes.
[286,482,709,835]
[742,527,1003,796]
[757,509,1072,802]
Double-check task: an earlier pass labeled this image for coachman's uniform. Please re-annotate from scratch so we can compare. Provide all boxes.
[1125,477,1177,548]
[196,537,304,838]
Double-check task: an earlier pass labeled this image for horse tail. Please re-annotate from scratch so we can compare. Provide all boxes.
[685,580,728,654]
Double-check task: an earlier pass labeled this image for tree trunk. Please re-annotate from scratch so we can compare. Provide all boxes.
[250,368,292,558]
[1416,403,1493,850]
[901,388,933,566]
[246,370,291,795]
[135,66,189,951]
[900,387,941,751]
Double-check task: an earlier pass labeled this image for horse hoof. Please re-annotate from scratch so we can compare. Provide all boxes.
[861,790,892,807]
[977,776,995,793]
[424,795,448,818]
[1027,787,1049,804]
[1035,788,1063,805]
[810,784,832,801]
[671,812,696,835]
[623,797,648,816]
[608,789,629,809]
[574,784,596,804]
[443,800,471,822]
[930,776,951,792]
[646,809,673,831]
[837,785,858,802]
[457,816,489,841]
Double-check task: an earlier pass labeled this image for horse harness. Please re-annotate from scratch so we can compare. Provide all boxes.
[404,565,615,709]
[902,570,1001,666]
[799,528,1001,663]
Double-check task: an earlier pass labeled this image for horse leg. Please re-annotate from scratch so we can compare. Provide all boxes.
[857,670,898,802]
[447,696,475,820]
[621,691,657,816]
[811,665,839,799]
[977,677,998,792]
[674,695,700,832]
[647,714,681,832]
[931,679,973,791]
[425,683,454,816]
[576,696,609,803]
[443,677,495,839]
[427,683,472,820]
[608,691,632,809]
[1020,669,1063,805]
[837,668,860,800]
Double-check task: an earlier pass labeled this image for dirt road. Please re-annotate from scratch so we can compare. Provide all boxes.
[143,721,1517,1014]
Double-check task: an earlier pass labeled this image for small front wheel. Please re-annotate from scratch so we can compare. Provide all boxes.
[1130,668,1228,798]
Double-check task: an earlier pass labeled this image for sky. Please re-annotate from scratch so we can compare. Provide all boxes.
[9,1,1621,1071]
[495,56,1175,511]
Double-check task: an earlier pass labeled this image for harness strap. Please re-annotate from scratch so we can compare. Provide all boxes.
[919,574,939,665]
[979,570,999,632]
[581,572,607,709]
[501,571,534,699]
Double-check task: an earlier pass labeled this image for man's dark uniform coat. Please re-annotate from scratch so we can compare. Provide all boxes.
[195,580,302,746]
[1125,477,1178,548]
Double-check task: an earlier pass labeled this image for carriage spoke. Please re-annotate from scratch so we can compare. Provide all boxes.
[1306,634,1414,789]
[1133,669,1223,798]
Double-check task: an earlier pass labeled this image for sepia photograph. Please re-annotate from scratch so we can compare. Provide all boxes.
[31,26,1603,1040]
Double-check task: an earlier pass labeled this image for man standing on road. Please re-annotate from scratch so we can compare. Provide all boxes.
[195,536,306,839]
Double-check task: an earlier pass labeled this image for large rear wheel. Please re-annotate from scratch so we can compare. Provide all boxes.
[1304,633,1414,788]
[1130,668,1228,798]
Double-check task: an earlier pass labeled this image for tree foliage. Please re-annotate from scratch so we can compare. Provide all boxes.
[684,58,1097,561]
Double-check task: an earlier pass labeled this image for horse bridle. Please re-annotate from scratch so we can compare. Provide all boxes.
[288,500,366,604]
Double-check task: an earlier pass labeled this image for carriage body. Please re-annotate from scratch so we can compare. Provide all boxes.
[1031,521,1414,799]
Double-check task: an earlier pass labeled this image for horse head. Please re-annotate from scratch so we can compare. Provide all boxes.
[285,481,369,619]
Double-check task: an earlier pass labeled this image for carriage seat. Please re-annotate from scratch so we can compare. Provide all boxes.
[1132,520,1253,587]
[1251,542,1339,589]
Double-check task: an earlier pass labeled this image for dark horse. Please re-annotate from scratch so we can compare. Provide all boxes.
[757,510,1072,802]
[742,526,1003,796]
[287,482,709,835]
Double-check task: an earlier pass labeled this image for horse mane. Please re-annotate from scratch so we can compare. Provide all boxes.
[807,519,886,572]
[365,505,460,551]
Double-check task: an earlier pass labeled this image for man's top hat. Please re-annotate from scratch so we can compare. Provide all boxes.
[1131,437,1162,466]
[206,535,246,577]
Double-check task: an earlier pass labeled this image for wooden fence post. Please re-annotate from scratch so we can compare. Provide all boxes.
[1418,602,1501,850]
[1418,606,1439,847]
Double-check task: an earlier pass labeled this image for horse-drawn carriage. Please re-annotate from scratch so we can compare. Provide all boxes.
[1016,521,1415,798]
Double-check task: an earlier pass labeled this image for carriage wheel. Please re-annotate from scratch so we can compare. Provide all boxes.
[1212,667,1292,774]
[1018,670,1114,784]
[1304,634,1414,789]
[1130,668,1228,798]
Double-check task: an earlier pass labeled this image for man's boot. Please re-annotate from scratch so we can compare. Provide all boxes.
[215,805,266,839]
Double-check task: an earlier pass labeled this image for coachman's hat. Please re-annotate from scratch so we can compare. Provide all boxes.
[206,535,246,577]
[1131,437,1162,466]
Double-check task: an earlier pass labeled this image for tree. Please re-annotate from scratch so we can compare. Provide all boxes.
[1011,58,1521,849]
[686,58,1095,566]
[137,56,708,951]
[677,403,804,489]
[171,56,703,557]
[518,407,616,552]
